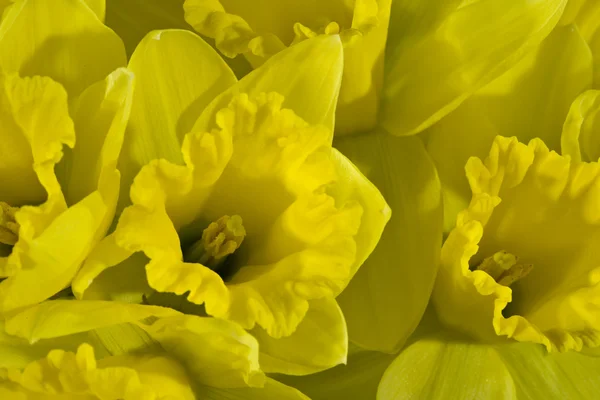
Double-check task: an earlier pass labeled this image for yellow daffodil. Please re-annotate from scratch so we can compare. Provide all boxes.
[424,0,599,232]
[433,135,600,352]
[0,0,129,313]
[0,299,310,399]
[66,27,389,378]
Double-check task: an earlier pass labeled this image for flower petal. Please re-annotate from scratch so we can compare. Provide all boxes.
[334,132,442,353]
[561,90,600,162]
[497,341,600,399]
[251,297,347,375]
[0,0,126,95]
[377,333,516,400]
[139,314,265,388]
[382,0,567,136]
[192,35,343,138]
[118,29,237,213]
[64,67,134,209]
[4,300,178,342]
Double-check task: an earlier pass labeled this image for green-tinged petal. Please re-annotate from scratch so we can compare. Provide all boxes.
[193,35,343,138]
[118,29,237,213]
[335,132,442,353]
[2,343,196,399]
[497,341,600,399]
[197,378,309,400]
[0,0,126,95]
[424,101,498,234]
[382,0,567,136]
[4,300,178,342]
[426,23,593,233]
[277,349,395,400]
[251,297,347,376]
[469,24,593,152]
[90,322,162,357]
[139,314,265,388]
[377,333,517,400]
[561,90,600,162]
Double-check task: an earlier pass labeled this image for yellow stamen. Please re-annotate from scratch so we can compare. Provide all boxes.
[185,215,246,270]
[475,251,533,287]
[0,202,19,246]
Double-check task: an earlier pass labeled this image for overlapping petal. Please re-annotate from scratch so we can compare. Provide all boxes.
[0,0,126,95]
[383,0,568,136]
[334,132,442,353]
[184,0,392,134]
[425,22,594,232]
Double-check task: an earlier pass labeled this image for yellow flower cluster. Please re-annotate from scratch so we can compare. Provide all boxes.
[1,0,599,399]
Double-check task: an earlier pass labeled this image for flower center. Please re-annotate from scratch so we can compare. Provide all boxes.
[473,251,533,287]
[0,201,20,246]
[183,215,246,272]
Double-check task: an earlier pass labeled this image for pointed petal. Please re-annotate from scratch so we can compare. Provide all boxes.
[118,29,236,213]
[65,68,134,209]
[335,132,443,353]
[252,298,347,375]
[0,0,126,95]
[193,35,344,138]
[382,0,568,136]
[277,349,396,400]
[377,333,517,400]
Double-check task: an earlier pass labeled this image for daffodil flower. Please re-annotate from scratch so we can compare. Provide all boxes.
[433,135,600,352]
[0,0,129,313]
[0,299,311,399]
[424,0,599,232]
[68,28,389,377]
[179,0,391,135]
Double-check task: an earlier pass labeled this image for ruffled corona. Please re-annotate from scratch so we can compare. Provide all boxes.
[79,92,384,340]
[0,343,196,399]
[433,136,600,352]
[183,0,392,134]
